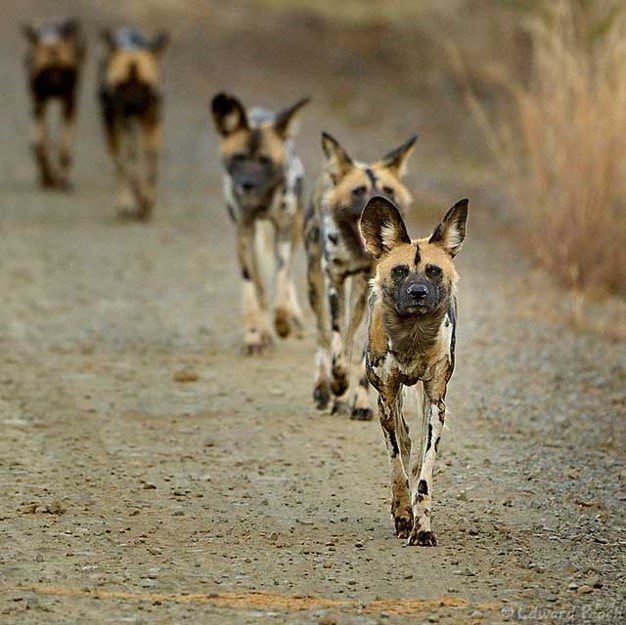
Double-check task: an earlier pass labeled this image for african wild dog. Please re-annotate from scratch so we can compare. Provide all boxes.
[359,195,468,545]
[23,19,85,190]
[303,133,416,419]
[99,27,170,220]
[210,93,310,354]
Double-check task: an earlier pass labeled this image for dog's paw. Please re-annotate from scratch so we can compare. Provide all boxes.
[54,173,73,192]
[407,528,438,547]
[242,328,273,356]
[136,197,153,222]
[313,382,331,411]
[274,308,292,339]
[330,399,351,416]
[350,406,373,421]
[330,371,349,397]
[393,513,414,539]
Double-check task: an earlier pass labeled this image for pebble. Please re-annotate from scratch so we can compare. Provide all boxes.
[576,585,594,595]
[269,531,279,542]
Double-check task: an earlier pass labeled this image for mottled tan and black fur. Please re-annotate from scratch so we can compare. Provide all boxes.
[303,133,416,419]
[360,195,468,545]
[210,92,310,354]
[98,27,169,220]
[23,18,85,190]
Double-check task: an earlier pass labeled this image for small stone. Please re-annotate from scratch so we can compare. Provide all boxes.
[318,617,337,625]
[141,482,157,490]
[269,531,279,542]
[427,615,439,623]
[173,370,199,383]
[44,501,66,515]
[354,541,364,548]
[469,611,483,618]
[35,554,44,563]
[577,585,594,595]
[468,528,479,536]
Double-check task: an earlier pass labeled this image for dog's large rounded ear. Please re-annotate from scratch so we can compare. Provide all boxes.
[429,198,469,258]
[380,134,418,178]
[151,32,170,55]
[360,195,411,259]
[210,93,248,136]
[321,131,354,184]
[61,18,81,38]
[22,23,39,44]
[274,97,310,139]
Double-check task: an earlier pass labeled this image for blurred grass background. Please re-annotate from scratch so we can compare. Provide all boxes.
[15,0,626,298]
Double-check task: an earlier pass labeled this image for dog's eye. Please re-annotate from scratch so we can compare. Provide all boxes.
[391,265,409,280]
[426,264,442,279]
[383,186,395,197]
[232,153,246,163]
[258,154,272,166]
[351,185,367,198]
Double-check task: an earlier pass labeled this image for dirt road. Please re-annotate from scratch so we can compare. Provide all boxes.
[1,2,624,624]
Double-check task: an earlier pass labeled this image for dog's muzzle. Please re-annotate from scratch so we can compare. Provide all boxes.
[397,281,439,316]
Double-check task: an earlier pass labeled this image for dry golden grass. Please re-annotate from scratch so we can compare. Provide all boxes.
[458,1,626,296]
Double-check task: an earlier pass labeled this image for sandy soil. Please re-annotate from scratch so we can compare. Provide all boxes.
[1,2,625,624]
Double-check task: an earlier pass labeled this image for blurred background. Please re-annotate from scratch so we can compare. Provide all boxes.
[5,0,625,304]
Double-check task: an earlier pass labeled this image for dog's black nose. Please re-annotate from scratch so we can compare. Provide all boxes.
[240,182,255,192]
[407,284,428,300]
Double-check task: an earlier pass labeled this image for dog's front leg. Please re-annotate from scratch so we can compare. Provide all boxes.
[31,100,55,188]
[57,96,76,191]
[237,223,271,355]
[324,267,349,413]
[346,275,373,421]
[377,389,413,538]
[408,379,448,546]
[273,217,303,339]
[137,111,162,221]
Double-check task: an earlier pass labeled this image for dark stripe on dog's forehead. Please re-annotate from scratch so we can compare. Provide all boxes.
[364,168,377,187]
[247,128,261,154]
[414,244,421,266]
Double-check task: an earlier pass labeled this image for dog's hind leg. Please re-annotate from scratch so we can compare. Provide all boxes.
[238,223,272,355]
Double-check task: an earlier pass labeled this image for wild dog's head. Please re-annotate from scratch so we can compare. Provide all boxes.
[211,93,310,210]
[361,196,468,318]
[100,27,169,100]
[320,133,416,224]
[23,19,85,75]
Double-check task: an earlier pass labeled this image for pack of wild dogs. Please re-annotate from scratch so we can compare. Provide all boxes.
[24,19,469,547]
